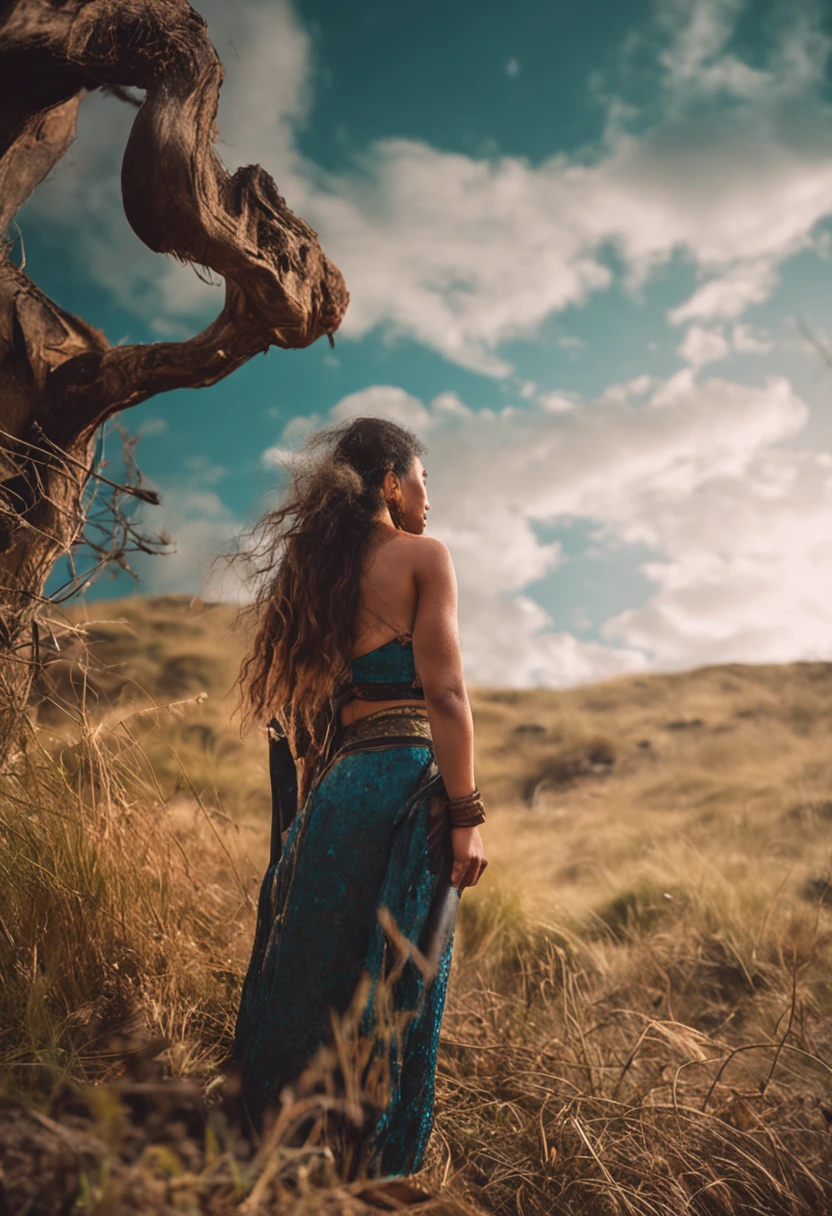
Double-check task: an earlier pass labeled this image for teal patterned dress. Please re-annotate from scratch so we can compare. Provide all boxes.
[231,637,458,1176]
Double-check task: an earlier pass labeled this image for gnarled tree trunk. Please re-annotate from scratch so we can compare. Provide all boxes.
[0,0,348,760]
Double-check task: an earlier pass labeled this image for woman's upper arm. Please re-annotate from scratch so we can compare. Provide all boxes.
[411,538,465,701]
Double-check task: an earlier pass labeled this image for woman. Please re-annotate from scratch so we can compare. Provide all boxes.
[229,415,487,1178]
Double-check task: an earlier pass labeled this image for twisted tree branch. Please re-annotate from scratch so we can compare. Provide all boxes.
[0,0,349,757]
[0,0,348,438]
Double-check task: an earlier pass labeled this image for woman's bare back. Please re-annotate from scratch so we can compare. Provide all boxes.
[341,527,424,724]
[353,529,421,650]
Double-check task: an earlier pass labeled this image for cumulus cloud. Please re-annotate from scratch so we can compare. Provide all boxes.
[656,0,763,101]
[668,261,781,325]
[732,322,774,353]
[265,368,829,685]
[629,0,830,110]
[602,445,832,663]
[537,391,579,414]
[20,0,832,375]
[677,324,730,367]
[130,465,246,601]
[295,0,832,366]
[135,416,169,438]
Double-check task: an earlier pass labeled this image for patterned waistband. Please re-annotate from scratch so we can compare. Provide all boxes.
[334,705,432,752]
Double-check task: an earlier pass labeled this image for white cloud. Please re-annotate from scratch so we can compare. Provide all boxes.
[301,0,832,363]
[537,391,578,414]
[265,368,829,685]
[602,445,832,663]
[128,446,241,599]
[295,142,614,375]
[132,482,244,600]
[677,323,730,367]
[20,0,832,376]
[330,385,432,430]
[301,89,832,370]
[182,455,228,485]
[732,322,774,353]
[260,444,299,469]
[653,0,830,104]
[655,0,770,102]
[597,374,655,405]
[260,386,433,468]
[136,417,168,438]
[668,260,780,324]
[505,58,521,78]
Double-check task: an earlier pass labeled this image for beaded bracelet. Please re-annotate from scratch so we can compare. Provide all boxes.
[447,787,486,828]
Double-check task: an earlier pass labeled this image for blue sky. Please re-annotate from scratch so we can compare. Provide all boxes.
[18,0,832,686]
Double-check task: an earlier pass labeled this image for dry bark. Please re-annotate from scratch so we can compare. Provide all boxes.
[0,0,349,758]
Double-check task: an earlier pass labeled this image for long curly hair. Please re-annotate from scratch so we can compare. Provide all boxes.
[225,415,426,774]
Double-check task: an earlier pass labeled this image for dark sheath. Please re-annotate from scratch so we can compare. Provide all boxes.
[267,717,299,865]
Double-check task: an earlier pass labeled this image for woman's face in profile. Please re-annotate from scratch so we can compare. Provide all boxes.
[400,456,430,534]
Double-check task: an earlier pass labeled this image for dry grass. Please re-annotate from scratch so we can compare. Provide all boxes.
[432,885,832,1214]
[0,673,253,1092]
[1,592,831,1213]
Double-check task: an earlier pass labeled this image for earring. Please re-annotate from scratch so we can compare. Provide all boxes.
[386,493,404,529]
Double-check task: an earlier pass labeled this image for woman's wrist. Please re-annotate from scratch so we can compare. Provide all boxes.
[446,786,486,829]
[444,780,477,801]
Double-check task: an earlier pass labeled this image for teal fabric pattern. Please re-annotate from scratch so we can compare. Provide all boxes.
[350,635,419,684]
[232,697,458,1178]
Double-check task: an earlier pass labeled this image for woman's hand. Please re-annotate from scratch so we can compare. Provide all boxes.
[450,826,488,891]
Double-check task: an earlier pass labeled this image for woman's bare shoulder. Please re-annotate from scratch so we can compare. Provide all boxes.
[368,532,451,582]
[396,532,453,568]
[402,535,456,588]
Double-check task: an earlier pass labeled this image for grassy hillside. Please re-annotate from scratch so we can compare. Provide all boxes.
[45,592,832,930]
[2,592,831,1213]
